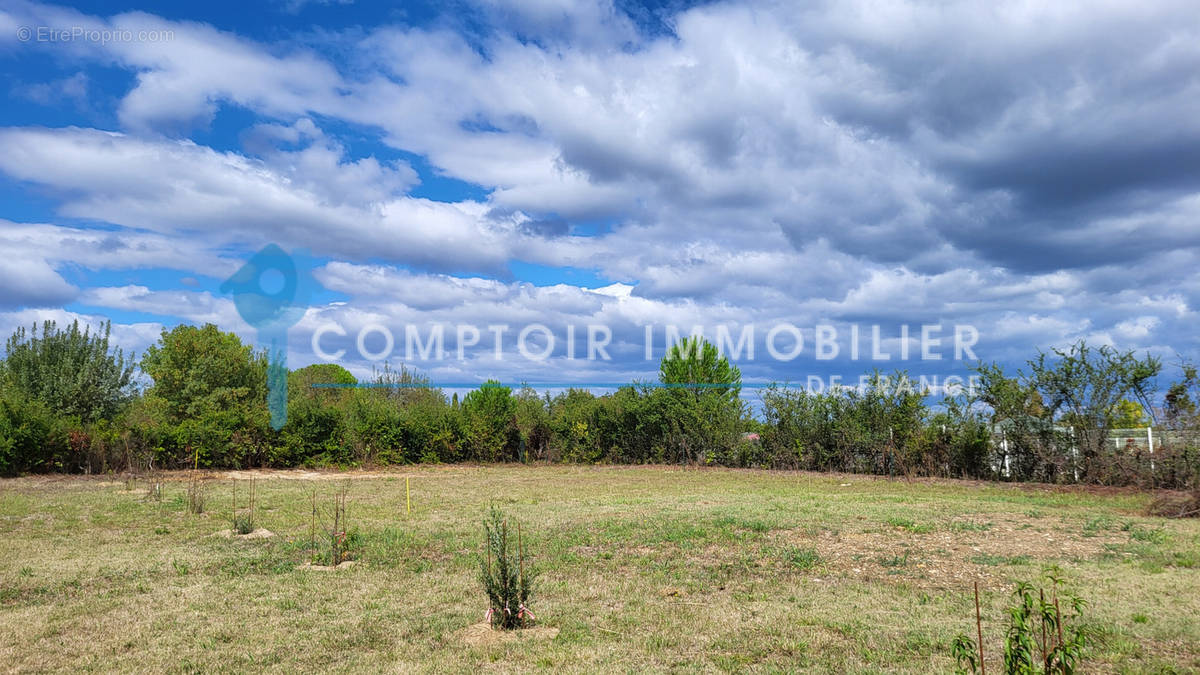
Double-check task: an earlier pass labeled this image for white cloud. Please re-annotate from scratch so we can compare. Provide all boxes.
[0,0,1197,386]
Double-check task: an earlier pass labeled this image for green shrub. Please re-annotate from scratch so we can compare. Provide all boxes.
[0,385,59,474]
[281,397,349,466]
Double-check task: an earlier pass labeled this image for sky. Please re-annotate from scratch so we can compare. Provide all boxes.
[0,0,1197,401]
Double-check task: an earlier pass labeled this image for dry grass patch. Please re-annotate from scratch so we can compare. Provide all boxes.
[0,465,1197,673]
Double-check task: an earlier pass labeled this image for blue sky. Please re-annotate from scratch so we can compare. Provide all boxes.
[1,0,1198,401]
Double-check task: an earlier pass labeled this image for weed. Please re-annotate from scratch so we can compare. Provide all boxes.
[972,554,1032,567]
[1128,525,1167,544]
[886,516,934,533]
[950,521,993,533]
[171,560,189,576]
[781,546,820,570]
[1132,612,1149,624]
[1082,516,1113,537]
[480,506,537,630]
[19,566,34,577]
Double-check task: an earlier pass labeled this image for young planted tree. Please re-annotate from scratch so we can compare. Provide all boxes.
[479,506,537,629]
[954,575,1089,674]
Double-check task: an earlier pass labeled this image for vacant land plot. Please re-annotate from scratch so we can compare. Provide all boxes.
[1,466,1197,673]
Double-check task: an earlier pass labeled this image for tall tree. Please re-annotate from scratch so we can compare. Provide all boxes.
[659,335,742,404]
[1164,360,1198,429]
[2,320,134,423]
[656,336,744,463]
[140,324,270,466]
[462,381,517,462]
[140,324,267,423]
[1029,341,1160,479]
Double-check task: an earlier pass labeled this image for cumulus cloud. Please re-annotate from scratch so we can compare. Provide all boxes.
[0,0,1197,386]
[0,258,77,308]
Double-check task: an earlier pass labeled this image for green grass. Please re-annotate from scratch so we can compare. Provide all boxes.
[1,465,1198,673]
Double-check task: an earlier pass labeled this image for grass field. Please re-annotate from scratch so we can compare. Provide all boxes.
[1,466,1198,673]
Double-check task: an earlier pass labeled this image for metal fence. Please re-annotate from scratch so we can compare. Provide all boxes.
[1106,427,1200,454]
[988,426,1199,485]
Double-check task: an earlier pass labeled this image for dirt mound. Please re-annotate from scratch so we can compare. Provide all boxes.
[458,622,559,647]
[297,561,358,571]
[212,528,275,539]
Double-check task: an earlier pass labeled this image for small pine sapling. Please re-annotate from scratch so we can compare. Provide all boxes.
[479,506,537,630]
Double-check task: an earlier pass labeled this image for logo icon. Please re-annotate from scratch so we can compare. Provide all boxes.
[221,244,312,429]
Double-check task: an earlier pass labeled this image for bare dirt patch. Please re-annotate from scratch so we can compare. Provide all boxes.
[457,622,559,647]
[297,561,358,571]
[785,519,1127,590]
[223,469,395,481]
[211,528,275,539]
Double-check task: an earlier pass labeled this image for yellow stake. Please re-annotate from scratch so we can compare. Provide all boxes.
[406,476,411,515]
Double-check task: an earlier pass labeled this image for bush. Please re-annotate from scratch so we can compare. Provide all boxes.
[281,397,349,466]
[0,384,63,474]
[760,373,927,474]
[514,385,550,461]
[548,389,600,463]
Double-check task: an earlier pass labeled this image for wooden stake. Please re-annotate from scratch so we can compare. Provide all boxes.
[1053,594,1066,674]
[1039,588,1049,670]
[406,477,411,515]
[975,581,986,675]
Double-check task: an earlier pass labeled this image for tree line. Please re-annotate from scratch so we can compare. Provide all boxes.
[1,320,1197,488]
